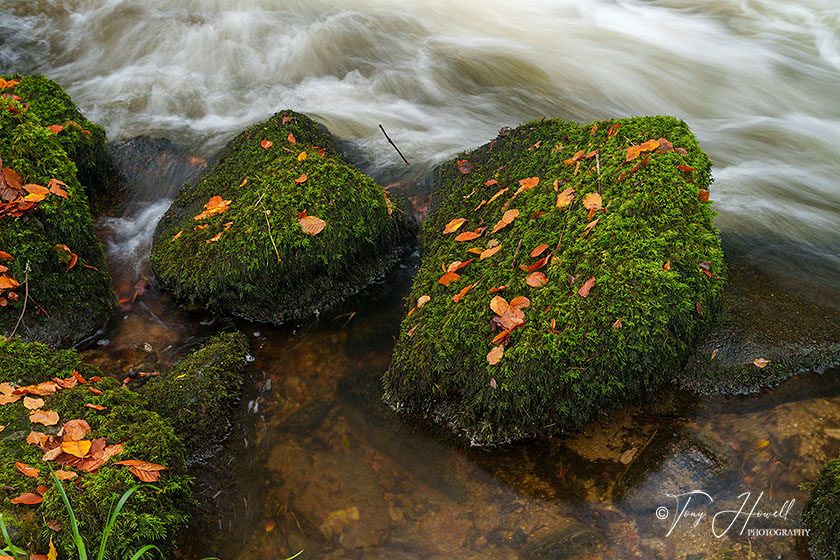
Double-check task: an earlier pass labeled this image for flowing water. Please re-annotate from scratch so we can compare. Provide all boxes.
[1,0,840,558]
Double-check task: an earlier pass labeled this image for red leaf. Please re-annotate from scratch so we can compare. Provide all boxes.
[698,189,710,202]
[10,492,44,505]
[260,140,273,149]
[438,272,461,286]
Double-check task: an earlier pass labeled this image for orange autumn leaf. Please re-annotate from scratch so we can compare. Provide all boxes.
[29,410,59,426]
[287,133,296,144]
[15,462,40,478]
[84,403,106,411]
[299,215,326,235]
[752,358,771,368]
[487,345,504,366]
[530,244,548,258]
[443,218,467,234]
[54,470,78,481]
[260,140,273,149]
[518,177,539,190]
[294,173,307,185]
[698,189,710,202]
[607,124,621,137]
[23,396,44,410]
[206,232,223,243]
[563,150,585,165]
[457,160,474,174]
[509,296,530,310]
[664,260,671,271]
[60,419,91,441]
[446,259,473,273]
[452,283,476,303]
[298,151,307,161]
[556,187,574,209]
[483,179,498,186]
[582,218,599,236]
[438,272,461,286]
[526,256,548,273]
[487,187,509,205]
[582,193,602,212]
[0,251,13,260]
[61,440,92,458]
[454,230,482,242]
[491,209,519,234]
[640,139,660,152]
[489,285,509,293]
[10,492,43,505]
[170,230,183,242]
[193,195,231,220]
[578,277,596,297]
[490,295,509,316]
[47,124,65,133]
[526,272,548,288]
[480,245,502,260]
[114,460,169,483]
[625,145,643,162]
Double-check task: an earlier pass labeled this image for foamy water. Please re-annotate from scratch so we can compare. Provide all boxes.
[2,0,839,290]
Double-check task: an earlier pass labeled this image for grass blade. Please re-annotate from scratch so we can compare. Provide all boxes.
[97,484,158,560]
[49,465,87,560]
[0,514,27,560]
[127,544,162,560]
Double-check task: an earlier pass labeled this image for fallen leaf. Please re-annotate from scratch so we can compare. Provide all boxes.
[15,462,40,478]
[10,493,43,505]
[297,151,307,161]
[487,345,504,365]
[752,358,771,368]
[483,179,498,186]
[677,165,695,173]
[518,177,539,190]
[84,404,106,411]
[47,124,65,134]
[299,215,326,235]
[480,245,502,260]
[457,160,474,174]
[452,283,476,302]
[260,140,273,149]
[698,189,710,202]
[294,173,307,185]
[447,259,473,273]
[438,272,460,286]
[171,230,183,242]
[48,519,62,532]
[582,193,602,212]
[443,218,467,234]
[612,317,623,329]
[417,295,431,308]
[577,277,595,297]
[489,285,509,293]
[607,124,621,137]
[696,302,702,315]
[526,272,548,288]
[530,244,548,258]
[664,260,671,271]
[491,209,519,234]
[54,470,78,481]
[556,187,574,209]
[563,150,585,165]
[490,296,509,316]
[582,218,599,236]
[23,396,44,410]
[61,440,92,458]
[193,195,231,220]
[30,410,59,426]
[206,232,223,243]
[287,133,296,144]
[454,230,482,242]
[509,296,530,309]
[490,378,497,388]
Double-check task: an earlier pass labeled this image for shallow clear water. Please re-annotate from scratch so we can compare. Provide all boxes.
[2,0,840,558]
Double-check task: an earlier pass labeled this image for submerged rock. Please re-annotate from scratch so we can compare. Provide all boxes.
[0,338,193,558]
[803,455,840,560]
[141,331,250,462]
[150,110,416,323]
[383,116,725,445]
[0,79,114,346]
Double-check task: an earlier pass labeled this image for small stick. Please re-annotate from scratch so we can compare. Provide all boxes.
[596,150,602,195]
[9,263,29,339]
[511,239,523,270]
[379,124,410,166]
[261,206,281,262]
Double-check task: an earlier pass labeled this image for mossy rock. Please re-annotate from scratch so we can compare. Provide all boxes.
[1,74,117,204]
[0,338,193,559]
[802,455,840,560]
[150,110,416,323]
[141,332,249,462]
[0,95,114,347]
[383,116,725,445]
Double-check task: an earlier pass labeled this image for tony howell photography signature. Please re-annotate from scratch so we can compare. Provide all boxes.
[655,490,807,538]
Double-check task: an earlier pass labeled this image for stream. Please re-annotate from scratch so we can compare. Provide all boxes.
[2,0,840,558]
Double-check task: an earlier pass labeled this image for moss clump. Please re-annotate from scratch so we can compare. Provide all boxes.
[141,332,249,461]
[1,74,117,203]
[803,455,840,560]
[150,110,415,322]
[383,116,725,445]
[0,95,114,347]
[0,338,193,559]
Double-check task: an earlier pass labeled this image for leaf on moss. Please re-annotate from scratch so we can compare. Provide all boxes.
[61,440,92,458]
[487,188,509,205]
[287,133,296,144]
[607,124,621,137]
[698,189,710,202]
[299,213,326,235]
[452,283,476,303]
[483,179,498,186]
[194,195,231,220]
[487,345,504,365]
[457,160,474,174]
[454,229,482,242]
[491,209,519,234]
[490,296,509,316]
[10,492,43,505]
[438,272,461,286]
[752,357,771,368]
[30,409,59,426]
[298,151,307,161]
[556,187,574,209]
[480,245,502,260]
[526,272,548,288]
[294,173,308,185]
[84,403,106,411]
[23,396,44,410]
[664,260,671,271]
[563,150,584,165]
[577,277,595,297]
[518,177,539,190]
[54,470,77,481]
[260,140,273,149]
[15,462,40,478]
[489,285,509,293]
[443,218,467,234]
[582,218,599,236]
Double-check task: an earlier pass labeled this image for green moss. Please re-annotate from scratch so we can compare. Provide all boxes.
[803,455,840,560]
[141,332,249,460]
[150,110,416,322]
[1,74,117,203]
[0,338,193,559]
[0,96,114,347]
[383,116,726,445]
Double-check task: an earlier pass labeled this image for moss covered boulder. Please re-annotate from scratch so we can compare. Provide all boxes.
[0,91,114,347]
[0,75,117,204]
[141,332,249,462]
[803,455,840,560]
[150,110,415,323]
[383,116,725,445]
[0,338,193,559]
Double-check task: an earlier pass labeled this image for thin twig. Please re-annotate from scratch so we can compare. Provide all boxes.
[261,205,281,262]
[379,124,410,166]
[510,239,523,270]
[596,150,602,195]
[9,263,29,339]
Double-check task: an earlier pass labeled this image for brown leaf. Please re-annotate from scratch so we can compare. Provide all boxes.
[556,187,574,209]
[417,295,431,308]
[48,519,62,532]
[490,329,510,345]
[480,245,502,260]
[443,218,467,234]
[487,345,504,366]
[526,256,548,273]
[612,317,623,329]
[483,179,498,186]
[54,470,78,481]
[526,272,548,288]
[582,218,599,236]
[457,160,474,174]
[664,260,671,272]
[509,296,530,310]
[84,403,106,411]
[607,124,621,137]
[582,193,602,211]
[491,209,519,234]
[454,230,482,242]
[490,296,509,316]
[438,272,460,286]
[23,396,44,410]
[10,492,43,505]
[287,133,296,144]
[698,189,710,202]
[15,462,40,478]
[518,177,539,190]
[577,277,596,297]
[752,358,771,368]
[487,187,509,205]
[30,410,59,426]
[489,285,509,293]
[530,244,548,258]
[563,150,585,165]
[447,259,473,273]
[299,215,326,235]
[47,124,65,134]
